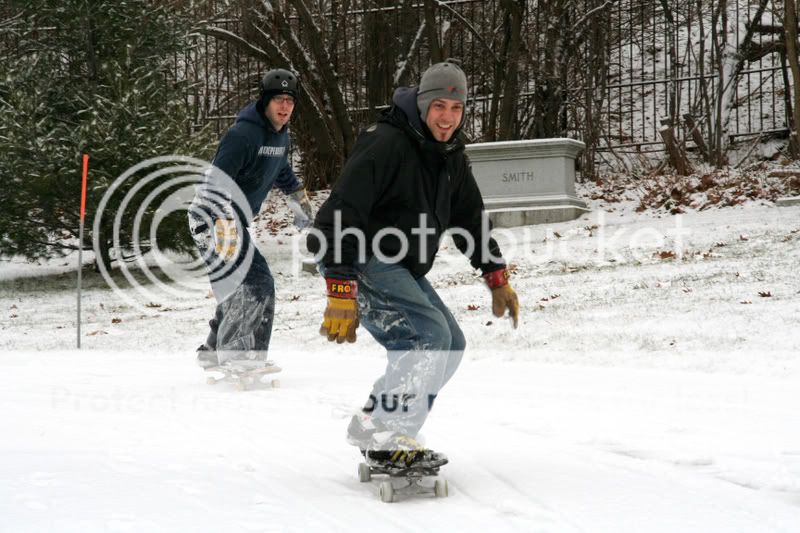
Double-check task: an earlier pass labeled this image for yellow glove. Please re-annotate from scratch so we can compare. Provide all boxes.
[320,278,359,343]
[214,218,238,260]
[484,268,519,328]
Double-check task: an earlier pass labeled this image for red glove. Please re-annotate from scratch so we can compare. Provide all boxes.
[484,268,519,329]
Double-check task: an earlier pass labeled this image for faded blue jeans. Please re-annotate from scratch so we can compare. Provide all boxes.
[205,244,275,357]
[189,214,275,357]
[355,257,466,440]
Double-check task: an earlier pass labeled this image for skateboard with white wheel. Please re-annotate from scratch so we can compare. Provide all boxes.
[358,455,449,503]
[204,363,281,391]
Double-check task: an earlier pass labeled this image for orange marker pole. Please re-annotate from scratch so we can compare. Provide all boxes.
[77,154,89,348]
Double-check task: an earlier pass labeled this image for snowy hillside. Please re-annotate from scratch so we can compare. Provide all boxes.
[1,190,799,531]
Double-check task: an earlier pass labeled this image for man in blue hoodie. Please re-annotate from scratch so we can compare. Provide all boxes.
[308,61,520,468]
[189,68,313,369]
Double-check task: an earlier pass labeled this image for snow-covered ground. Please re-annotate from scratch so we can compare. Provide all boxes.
[1,192,799,531]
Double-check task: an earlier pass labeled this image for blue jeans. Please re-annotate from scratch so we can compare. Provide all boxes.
[356,257,466,439]
[194,225,275,355]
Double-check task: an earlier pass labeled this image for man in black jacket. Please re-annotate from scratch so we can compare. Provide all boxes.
[308,60,519,466]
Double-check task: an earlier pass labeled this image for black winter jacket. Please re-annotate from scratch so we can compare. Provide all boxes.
[308,87,505,280]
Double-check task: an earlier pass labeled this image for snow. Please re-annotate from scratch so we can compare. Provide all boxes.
[1,191,799,531]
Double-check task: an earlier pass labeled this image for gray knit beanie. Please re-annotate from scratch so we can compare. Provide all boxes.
[416,60,468,121]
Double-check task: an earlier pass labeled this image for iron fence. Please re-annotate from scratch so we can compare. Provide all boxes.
[2,0,792,165]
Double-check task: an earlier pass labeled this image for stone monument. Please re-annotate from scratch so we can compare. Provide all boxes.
[465,138,589,227]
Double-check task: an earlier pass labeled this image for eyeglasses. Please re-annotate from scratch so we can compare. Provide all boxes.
[272,95,296,105]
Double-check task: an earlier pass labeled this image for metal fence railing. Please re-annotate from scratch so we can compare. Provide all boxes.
[173,0,794,162]
[2,0,792,167]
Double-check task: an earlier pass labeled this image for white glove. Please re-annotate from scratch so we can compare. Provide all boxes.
[287,188,314,230]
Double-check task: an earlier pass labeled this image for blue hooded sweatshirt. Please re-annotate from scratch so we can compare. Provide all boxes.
[210,102,301,225]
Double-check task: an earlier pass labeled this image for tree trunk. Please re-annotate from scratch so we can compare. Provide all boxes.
[711,0,729,166]
[287,0,355,157]
[785,0,800,156]
[486,5,503,142]
[659,119,694,175]
[423,0,442,63]
[683,113,708,162]
[93,232,112,274]
[364,8,393,114]
[497,0,524,140]
[533,0,567,139]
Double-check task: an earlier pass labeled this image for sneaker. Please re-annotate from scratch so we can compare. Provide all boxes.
[196,344,218,368]
[366,433,447,469]
[346,413,386,448]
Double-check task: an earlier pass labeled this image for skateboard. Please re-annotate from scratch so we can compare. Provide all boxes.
[358,456,449,503]
[204,363,282,391]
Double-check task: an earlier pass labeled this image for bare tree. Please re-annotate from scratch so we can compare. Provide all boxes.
[785,0,800,156]
[423,0,443,63]
[694,0,770,166]
[177,0,800,180]
[496,0,525,140]
[197,0,359,188]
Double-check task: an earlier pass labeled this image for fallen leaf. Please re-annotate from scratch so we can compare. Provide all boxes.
[145,302,162,308]
[87,330,108,336]
[655,250,676,259]
[553,231,562,238]
[10,314,18,319]
[758,291,772,298]
[485,321,493,326]
[740,300,752,304]
[111,318,122,324]
[740,234,749,241]
[290,295,300,301]
[550,294,561,300]
[467,304,480,311]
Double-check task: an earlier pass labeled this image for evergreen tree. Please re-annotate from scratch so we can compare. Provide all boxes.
[0,0,215,266]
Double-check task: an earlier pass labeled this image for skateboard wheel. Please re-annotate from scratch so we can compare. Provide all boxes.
[434,479,448,498]
[270,379,280,388]
[379,481,394,503]
[358,463,371,483]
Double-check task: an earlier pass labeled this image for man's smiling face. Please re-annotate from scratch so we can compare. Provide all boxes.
[424,98,464,142]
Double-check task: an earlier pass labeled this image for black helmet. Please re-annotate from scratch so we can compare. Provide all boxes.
[259,68,299,103]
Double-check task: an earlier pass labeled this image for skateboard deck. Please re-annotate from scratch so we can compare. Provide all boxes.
[358,455,449,502]
[204,363,282,391]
